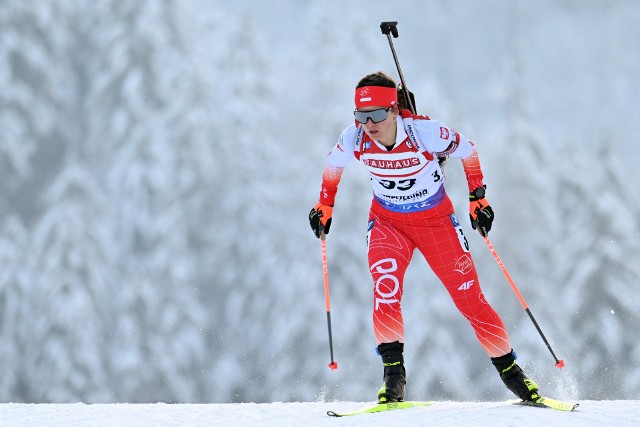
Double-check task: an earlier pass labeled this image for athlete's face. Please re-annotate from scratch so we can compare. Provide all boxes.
[357,106,398,146]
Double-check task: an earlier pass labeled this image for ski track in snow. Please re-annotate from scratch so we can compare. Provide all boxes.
[0,401,638,426]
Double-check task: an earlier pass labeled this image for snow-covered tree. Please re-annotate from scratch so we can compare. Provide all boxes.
[551,133,640,399]
[22,163,116,402]
[0,217,30,401]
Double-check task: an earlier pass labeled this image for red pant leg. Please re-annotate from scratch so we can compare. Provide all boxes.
[412,212,512,358]
[366,215,414,345]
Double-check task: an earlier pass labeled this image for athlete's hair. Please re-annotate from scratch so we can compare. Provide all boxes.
[356,72,396,89]
[355,72,415,111]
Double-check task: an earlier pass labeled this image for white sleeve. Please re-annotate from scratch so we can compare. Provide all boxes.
[325,125,357,168]
[414,119,475,159]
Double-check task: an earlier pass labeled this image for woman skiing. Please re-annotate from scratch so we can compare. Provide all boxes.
[309,71,540,404]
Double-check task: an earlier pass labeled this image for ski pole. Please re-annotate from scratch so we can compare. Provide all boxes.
[483,236,565,368]
[380,21,416,114]
[320,231,338,370]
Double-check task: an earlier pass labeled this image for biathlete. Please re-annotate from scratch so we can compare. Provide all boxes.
[309,71,540,403]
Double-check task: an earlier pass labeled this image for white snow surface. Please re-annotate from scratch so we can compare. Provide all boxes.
[0,400,637,427]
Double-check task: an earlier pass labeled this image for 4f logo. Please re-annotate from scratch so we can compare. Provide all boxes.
[458,280,474,291]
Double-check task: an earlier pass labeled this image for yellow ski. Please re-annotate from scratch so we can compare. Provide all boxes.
[510,396,579,411]
[327,401,435,417]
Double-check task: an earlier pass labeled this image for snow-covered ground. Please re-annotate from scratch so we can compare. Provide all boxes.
[0,400,637,426]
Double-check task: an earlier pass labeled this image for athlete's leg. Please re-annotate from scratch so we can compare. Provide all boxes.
[414,213,512,357]
[367,215,414,345]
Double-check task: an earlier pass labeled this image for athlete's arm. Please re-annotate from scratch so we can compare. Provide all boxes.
[318,126,357,205]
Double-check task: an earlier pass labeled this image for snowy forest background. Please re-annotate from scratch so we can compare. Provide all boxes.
[1,0,639,404]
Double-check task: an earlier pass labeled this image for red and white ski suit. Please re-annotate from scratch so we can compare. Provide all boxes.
[318,110,511,358]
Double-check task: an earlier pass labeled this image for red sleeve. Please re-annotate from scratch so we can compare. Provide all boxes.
[319,166,345,206]
[461,147,485,192]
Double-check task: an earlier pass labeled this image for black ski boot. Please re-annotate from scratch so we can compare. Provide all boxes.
[376,341,406,403]
[492,350,539,401]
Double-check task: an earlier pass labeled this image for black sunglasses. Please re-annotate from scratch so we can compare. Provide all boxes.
[354,107,392,124]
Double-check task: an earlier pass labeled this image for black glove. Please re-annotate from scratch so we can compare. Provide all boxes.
[469,186,494,237]
[309,203,333,238]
